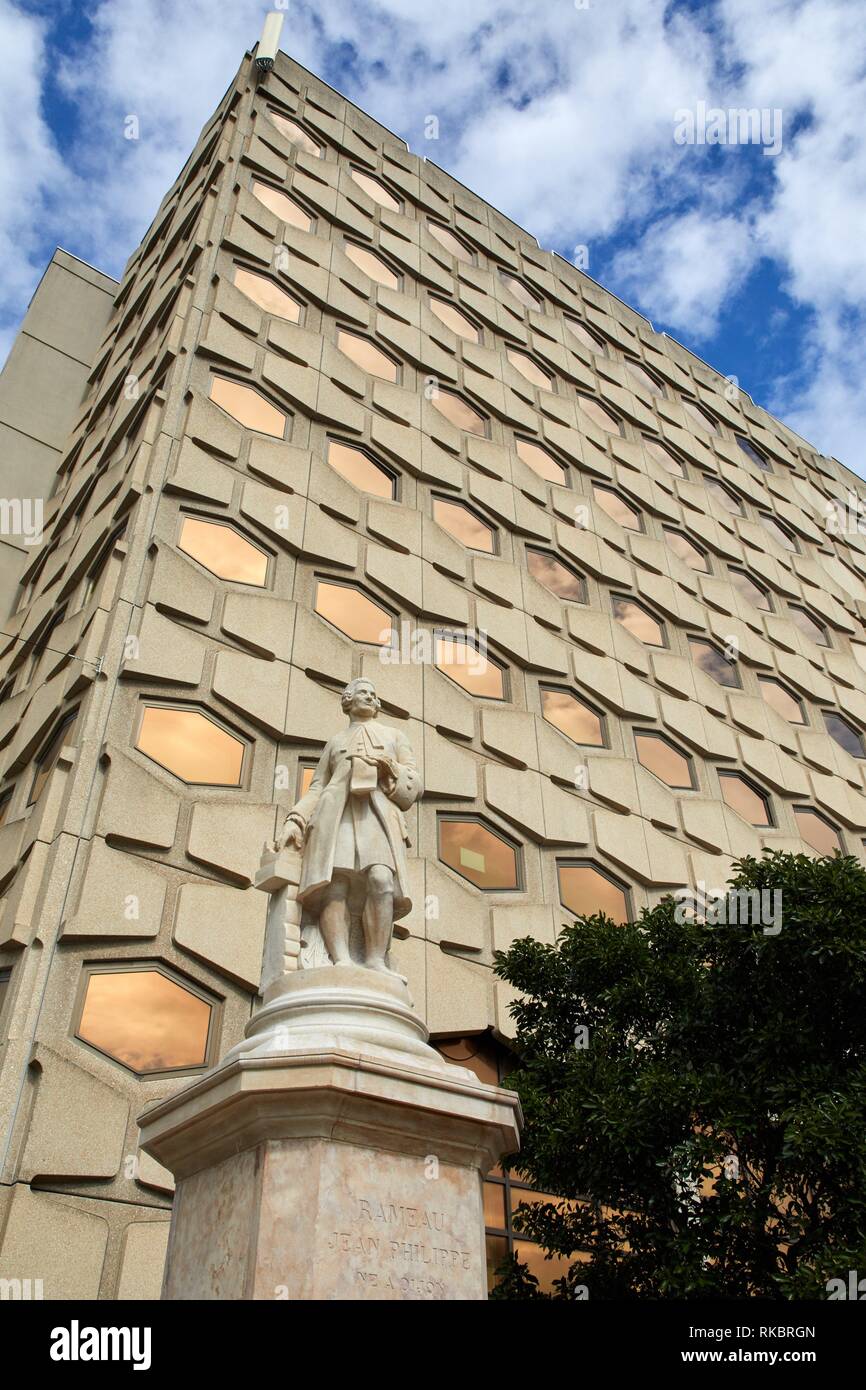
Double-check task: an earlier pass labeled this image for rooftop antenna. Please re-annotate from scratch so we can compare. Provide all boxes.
[256,11,284,72]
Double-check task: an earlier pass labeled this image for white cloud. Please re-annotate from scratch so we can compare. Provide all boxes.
[0,0,864,473]
[610,210,757,340]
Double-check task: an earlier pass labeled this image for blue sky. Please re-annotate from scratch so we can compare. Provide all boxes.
[2,0,865,476]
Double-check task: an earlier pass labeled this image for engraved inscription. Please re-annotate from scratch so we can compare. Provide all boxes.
[325,1195,476,1298]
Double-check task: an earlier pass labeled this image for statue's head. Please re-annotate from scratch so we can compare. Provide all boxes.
[341,677,380,719]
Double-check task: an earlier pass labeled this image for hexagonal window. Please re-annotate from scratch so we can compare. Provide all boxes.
[719,772,772,826]
[789,604,829,647]
[665,529,710,572]
[643,437,684,477]
[233,267,301,322]
[507,350,553,391]
[730,568,771,611]
[429,297,479,342]
[515,439,566,485]
[761,514,798,553]
[326,440,396,499]
[76,966,213,1075]
[251,179,312,231]
[824,711,864,758]
[349,167,402,212]
[499,271,541,311]
[558,861,630,925]
[136,705,246,785]
[760,678,806,725]
[706,477,744,515]
[681,398,719,435]
[314,580,393,645]
[336,330,399,382]
[428,222,475,264]
[527,549,585,602]
[435,632,506,700]
[612,596,665,647]
[594,487,642,531]
[266,110,322,157]
[430,390,487,435]
[625,360,665,396]
[178,517,269,586]
[438,816,520,890]
[344,243,399,289]
[564,316,605,354]
[433,498,495,553]
[541,687,605,746]
[635,732,694,788]
[29,712,77,805]
[297,760,316,798]
[737,436,770,470]
[794,807,842,856]
[690,639,741,688]
[577,395,622,435]
[210,376,287,438]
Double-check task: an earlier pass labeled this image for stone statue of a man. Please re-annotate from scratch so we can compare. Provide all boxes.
[277,677,422,975]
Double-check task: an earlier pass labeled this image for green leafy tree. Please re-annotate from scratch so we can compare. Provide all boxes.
[491,851,866,1299]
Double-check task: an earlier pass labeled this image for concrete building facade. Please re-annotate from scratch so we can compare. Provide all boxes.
[1,41,866,1300]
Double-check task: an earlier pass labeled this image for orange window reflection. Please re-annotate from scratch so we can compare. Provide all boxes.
[527,549,585,601]
[428,222,474,263]
[564,317,604,353]
[433,498,495,552]
[350,168,401,211]
[209,376,286,437]
[336,331,398,381]
[643,438,684,476]
[77,969,212,1074]
[251,180,312,231]
[344,243,399,289]
[435,634,505,699]
[635,733,693,788]
[499,272,541,310]
[594,487,641,531]
[429,297,479,342]
[430,391,487,435]
[719,773,771,826]
[577,395,622,434]
[507,350,552,390]
[759,679,805,724]
[558,863,630,925]
[541,688,604,746]
[516,439,565,485]
[665,529,710,572]
[178,517,268,586]
[314,581,393,645]
[794,807,841,855]
[327,441,396,498]
[612,596,665,646]
[233,267,301,322]
[136,706,245,785]
[439,818,520,890]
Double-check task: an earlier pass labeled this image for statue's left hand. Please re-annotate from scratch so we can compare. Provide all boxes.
[376,755,398,793]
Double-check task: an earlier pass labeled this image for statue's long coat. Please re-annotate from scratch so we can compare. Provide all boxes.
[288,719,422,919]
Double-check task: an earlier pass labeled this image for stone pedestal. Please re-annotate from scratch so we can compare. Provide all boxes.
[138,966,522,1301]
